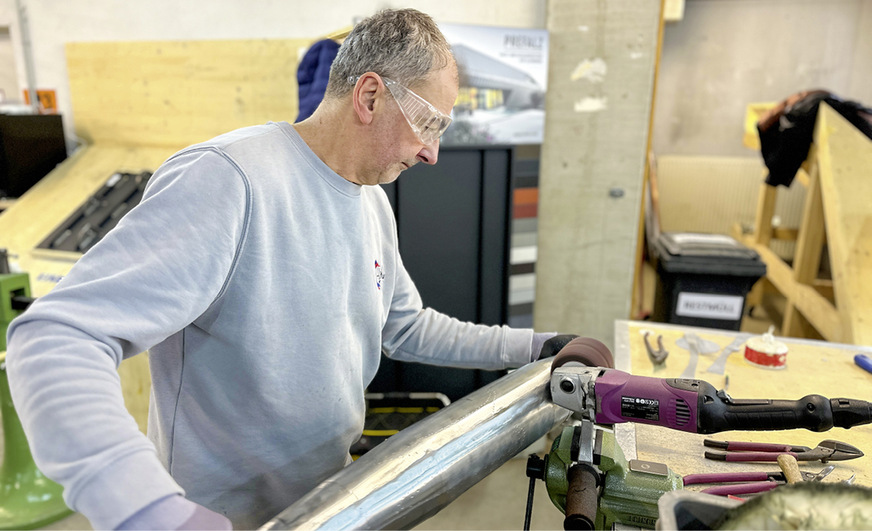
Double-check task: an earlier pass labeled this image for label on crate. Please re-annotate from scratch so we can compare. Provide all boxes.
[675,292,743,320]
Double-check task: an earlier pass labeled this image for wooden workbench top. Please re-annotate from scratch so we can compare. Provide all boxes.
[615,320,872,487]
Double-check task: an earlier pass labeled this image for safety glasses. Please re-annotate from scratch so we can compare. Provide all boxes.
[350,75,453,145]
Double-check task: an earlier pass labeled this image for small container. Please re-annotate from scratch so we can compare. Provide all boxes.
[744,326,788,369]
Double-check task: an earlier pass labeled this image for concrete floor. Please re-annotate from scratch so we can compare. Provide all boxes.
[414,453,568,531]
[9,262,778,530]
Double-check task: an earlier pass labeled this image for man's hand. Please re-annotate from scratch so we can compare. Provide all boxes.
[116,495,232,530]
[535,334,579,359]
[535,334,615,368]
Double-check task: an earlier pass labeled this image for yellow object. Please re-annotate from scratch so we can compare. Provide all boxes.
[66,38,312,149]
[742,102,777,150]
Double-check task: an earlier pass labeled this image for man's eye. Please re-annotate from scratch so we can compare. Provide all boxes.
[423,116,442,132]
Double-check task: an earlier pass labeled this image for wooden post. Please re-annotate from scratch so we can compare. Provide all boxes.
[783,145,826,339]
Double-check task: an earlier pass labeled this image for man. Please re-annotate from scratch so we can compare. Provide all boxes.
[7,9,566,530]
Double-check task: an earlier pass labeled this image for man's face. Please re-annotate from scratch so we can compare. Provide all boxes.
[366,65,458,185]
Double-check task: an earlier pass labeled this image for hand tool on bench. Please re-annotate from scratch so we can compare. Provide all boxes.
[703,439,863,463]
[683,466,833,496]
[777,454,804,484]
[642,331,668,367]
[706,334,750,375]
[676,332,719,379]
[856,353,872,375]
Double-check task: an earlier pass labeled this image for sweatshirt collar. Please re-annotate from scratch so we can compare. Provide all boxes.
[276,122,362,197]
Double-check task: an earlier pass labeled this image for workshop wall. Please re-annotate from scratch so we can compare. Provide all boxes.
[2,0,868,159]
[0,0,546,143]
[653,0,872,158]
[1,0,869,341]
[650,0,872,260]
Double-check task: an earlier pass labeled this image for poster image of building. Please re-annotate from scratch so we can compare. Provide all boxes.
[439,24,549,146]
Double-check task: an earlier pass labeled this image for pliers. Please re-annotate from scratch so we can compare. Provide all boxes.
[683,467,834,496]
[703,439,864,463]
[642,331,668,366]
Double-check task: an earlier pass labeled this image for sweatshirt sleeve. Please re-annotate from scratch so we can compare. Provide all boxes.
[380,251,534,370]
[5,149,249,530]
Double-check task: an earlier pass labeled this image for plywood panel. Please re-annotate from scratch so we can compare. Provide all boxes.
[816,104,872,345]
[66,39,311,148]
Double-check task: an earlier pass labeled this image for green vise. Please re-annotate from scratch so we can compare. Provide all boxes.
[0,272,73,529]
[0,273,31,351]
[541,423,683,530]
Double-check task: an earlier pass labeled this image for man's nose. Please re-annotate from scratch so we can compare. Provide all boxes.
[416,141,440,165]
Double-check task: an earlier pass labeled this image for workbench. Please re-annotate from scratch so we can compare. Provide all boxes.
[615,319,872,489]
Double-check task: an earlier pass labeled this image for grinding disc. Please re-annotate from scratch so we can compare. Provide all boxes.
[550,337,615,373]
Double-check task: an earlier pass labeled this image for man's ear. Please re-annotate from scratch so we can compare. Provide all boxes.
[352,73,382,126]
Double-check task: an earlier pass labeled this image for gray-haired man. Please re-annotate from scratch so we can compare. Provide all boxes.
[7,9,563,529]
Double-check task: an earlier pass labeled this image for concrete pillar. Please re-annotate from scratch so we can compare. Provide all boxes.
[534,0,661,348]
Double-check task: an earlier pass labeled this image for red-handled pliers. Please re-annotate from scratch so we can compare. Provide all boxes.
[682,468,832,496]
[703,439,864,463]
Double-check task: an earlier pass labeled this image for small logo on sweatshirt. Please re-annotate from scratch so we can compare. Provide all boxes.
[374,260,385,290]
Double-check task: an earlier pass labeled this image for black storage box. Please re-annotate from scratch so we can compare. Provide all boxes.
[652,232,766,331]
[0,114,67,198]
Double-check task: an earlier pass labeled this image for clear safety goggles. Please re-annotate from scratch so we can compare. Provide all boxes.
[350,75,453,145]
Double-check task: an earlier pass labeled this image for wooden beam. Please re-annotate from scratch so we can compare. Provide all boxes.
[791,156,825,285]
[813,280,834,302]
[771,227,799,241]
[815,104,872,345]
[751,179,777,247]
[751,243,841,342]
[631,0,667,320]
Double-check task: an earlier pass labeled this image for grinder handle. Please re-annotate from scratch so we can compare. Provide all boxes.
[563,463,599,530]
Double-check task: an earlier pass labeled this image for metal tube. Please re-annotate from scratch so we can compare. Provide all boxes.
[260,359,570,530]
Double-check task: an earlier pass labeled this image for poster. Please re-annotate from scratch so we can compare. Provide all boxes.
[439,23,549,146]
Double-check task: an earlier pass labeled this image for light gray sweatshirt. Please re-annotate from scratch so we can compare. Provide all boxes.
[6,122,535,529]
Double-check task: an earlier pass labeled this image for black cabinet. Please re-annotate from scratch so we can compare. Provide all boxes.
[371,146,514,401]
[0,114,67,198]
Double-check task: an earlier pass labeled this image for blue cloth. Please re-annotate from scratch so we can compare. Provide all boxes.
[296,39,340,122]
